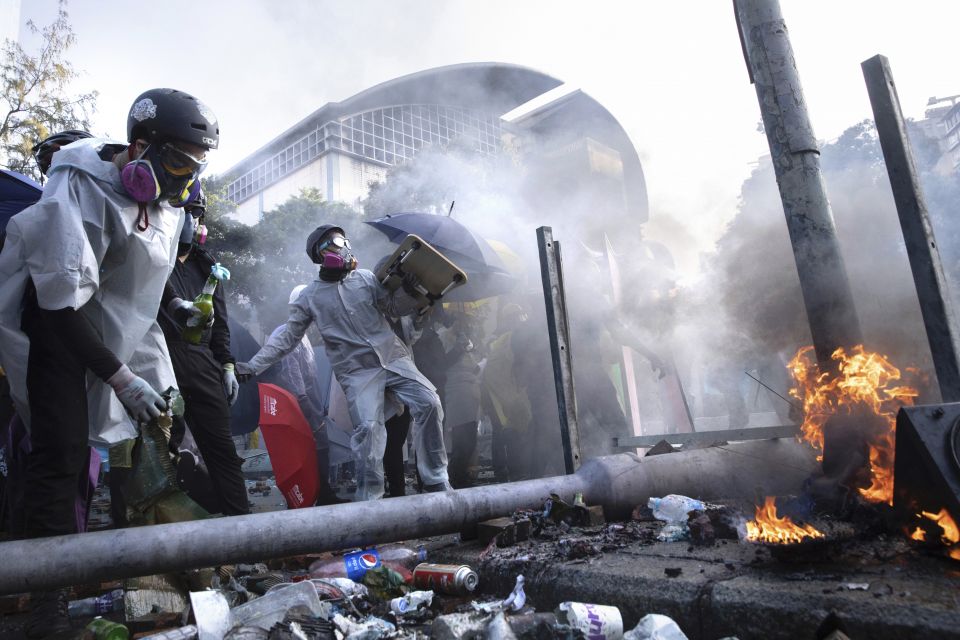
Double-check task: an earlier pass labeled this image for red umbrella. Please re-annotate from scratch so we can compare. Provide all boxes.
[258,383,319,509]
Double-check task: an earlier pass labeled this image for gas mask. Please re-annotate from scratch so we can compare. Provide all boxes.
[121,143,207,204]
[318,236,358,281]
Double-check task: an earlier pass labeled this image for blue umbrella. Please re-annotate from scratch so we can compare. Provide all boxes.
[0,170,42,232]
[366,212,508,273]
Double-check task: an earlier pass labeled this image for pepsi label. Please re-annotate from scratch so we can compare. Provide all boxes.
[343,549,381,581]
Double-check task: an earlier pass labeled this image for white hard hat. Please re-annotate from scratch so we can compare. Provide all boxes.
[289,284,308,305]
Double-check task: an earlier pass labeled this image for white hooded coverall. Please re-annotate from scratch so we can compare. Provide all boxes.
[245,269,449,500]
[0,138,182,443]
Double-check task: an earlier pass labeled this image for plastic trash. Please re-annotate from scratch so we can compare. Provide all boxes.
[624,614,689,640]
[486,611,519,640]
[648,495,705,542]
[231,582,323,631]
[310,577,369,599]
[68,588,124,618]
[556,602,624,640]
[190,590,232,640]
[389,589,434,614]
[332,613,395,640]
[84,617,130,640]
[309,549,382,581]
[377,543,427,569]
[648,495,706,523]
[223,627,268,640]
[501,575,526,612]
[140,625,198,640]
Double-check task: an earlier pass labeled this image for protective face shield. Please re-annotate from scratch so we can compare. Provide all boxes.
[147,142,208,201]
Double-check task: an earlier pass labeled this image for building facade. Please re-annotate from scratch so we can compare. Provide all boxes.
[221,63,649,229]
[223,64,563,224]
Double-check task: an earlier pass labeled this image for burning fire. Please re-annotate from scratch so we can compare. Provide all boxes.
[745,496,825,545]
[788,345,918,505]
[910,509,960,560]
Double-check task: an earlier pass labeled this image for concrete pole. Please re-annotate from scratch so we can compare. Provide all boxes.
[734,0,863,367]
[0,440,816,595]
[862,55,960,402]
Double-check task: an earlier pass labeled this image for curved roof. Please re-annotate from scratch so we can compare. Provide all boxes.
[225,63,562,179]
[222,62,648,224]
[509,89,649,223]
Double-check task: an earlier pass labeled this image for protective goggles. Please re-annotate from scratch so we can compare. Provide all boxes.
[158,143,208,178]
[319,236,350,251]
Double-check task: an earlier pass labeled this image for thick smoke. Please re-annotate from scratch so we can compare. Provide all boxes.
[694,120,957,407]
[217,84,959,480]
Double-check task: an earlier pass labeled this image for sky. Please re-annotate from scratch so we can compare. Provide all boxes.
[14,0,960,277]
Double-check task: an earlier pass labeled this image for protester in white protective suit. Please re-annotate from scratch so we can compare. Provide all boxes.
[0,88,219,638]
[237,225,451,500]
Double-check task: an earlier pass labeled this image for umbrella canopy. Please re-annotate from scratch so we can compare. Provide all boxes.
[0,169,42,232]
[366,212,507,273]
[258,382,320,509]
[366,212,517,301]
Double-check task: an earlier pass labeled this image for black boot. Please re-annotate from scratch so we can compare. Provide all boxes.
[25,589,71,639]
[314,447,347,506]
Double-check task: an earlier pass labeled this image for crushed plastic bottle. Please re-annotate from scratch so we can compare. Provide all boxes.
[648,495,706,522]
[377,543,427,569]
[648,495,706,542]
[68,589,124,618]
[309,549,382,581]
[389,590,434,614]
[309,545,423,583]
[139,625,198,640]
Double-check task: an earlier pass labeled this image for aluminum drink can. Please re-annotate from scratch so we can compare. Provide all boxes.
[556,601,624,640]
[411,563,479,595]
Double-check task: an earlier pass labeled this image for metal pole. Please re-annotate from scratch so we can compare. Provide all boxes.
[0,440,817,595]
[537,226,582,473]
[734,0,863,367]
[862,55,960,402]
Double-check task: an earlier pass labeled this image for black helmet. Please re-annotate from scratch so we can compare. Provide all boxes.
[185,190,207,217]
[127,88,219,150]
[32,129,93,175]
[306,224,345,264]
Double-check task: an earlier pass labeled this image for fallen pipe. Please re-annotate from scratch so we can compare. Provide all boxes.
[0,439,817,594]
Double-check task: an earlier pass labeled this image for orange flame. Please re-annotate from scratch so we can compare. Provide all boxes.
[787,345,918,504]
[912,509,960,560]
[745,496,825,545]
[918,509,960,545]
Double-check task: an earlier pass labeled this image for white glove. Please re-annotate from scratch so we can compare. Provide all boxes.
[222,363,240,406]
[167,297,214,329]
[235,361,256,383]
[107,364,167,423]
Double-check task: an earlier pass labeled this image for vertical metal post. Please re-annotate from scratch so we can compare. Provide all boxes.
[537,226,582,473]
[862,55,960,402]
[734,0,863,367]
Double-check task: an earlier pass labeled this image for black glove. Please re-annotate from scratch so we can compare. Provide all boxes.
[402,272,422,296]
[235,362,255,383]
